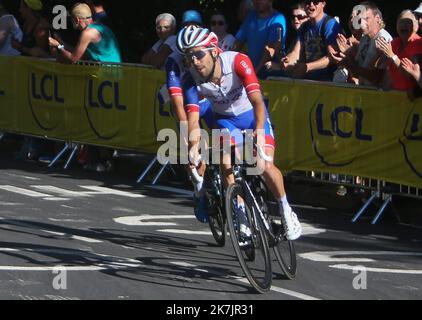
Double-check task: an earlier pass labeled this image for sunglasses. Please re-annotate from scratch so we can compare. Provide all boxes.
[211,20,225,26]
[305,0,324,5]
[185,48,214,62]
[292,14,308,20]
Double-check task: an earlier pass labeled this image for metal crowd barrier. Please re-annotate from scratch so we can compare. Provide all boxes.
[290,170,422,225]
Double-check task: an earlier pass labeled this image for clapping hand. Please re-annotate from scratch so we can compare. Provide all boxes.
[401,58,421,81]
[375,37,394,58]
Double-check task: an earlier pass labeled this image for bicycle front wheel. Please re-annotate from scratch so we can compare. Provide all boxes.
[225,183,272,294]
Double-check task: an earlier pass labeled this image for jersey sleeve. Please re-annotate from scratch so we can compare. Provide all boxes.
[233,53,261,95]
[183,72,201,113]
[165,56,183,97]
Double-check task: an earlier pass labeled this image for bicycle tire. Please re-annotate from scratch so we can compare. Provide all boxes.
[208,203,226,247]
[255,177,297,280]
[273,237,297,280]
[225,183,272,294]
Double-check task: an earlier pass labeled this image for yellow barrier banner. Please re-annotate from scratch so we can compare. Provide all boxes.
[0,55,421,188]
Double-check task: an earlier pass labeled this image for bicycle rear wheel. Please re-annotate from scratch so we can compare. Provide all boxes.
[208,202,226,247]
[225,183,272,294]
[255,178,297,280]
[272,219,297,280]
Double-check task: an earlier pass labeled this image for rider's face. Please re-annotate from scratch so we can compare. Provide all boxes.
[187,47,216,79]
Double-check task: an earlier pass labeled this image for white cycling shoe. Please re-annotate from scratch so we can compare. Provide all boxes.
[281,207,302,241]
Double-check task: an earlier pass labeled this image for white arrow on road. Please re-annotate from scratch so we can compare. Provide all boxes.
[114,215,194,227]
[299,251,422,275]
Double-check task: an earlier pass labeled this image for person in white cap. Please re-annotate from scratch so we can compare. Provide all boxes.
[414,2,422,35]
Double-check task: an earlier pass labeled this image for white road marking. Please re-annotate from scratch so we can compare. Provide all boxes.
[80,186,145,198]
[0,202,22,206]
[170,261,320,300]
[42,230,103,243]
[0,266,108,271]
[48,218,89,223]
[5,174,41,181]
[171,262,197,268]
[300,251,422,263]
[330,264,422,275]
[0,248,143,271]
[32,186,92,198]
[114,215,194,227]
[43,197,70,202]
[0,186,51,198]
[158,229,213,236]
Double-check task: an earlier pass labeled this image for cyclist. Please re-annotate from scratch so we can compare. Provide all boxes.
[176,25,302,241]
[165,11,214,224]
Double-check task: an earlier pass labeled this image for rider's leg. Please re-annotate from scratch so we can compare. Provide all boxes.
[260,147,302,240]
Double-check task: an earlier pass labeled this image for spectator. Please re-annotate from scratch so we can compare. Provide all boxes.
[233,0,287,78]
[237,0,253,24]
[414,2,422,36]
[280,0,343,81]
[332,7,364,83]
[290,2,309,38]
[0,0,23,56]
[48,2,121,64]
[209,12,236,52]
[331,2,392,88]
[48,2,121,172]
[86,0,110,26]
[181,10,203,27]
[142,13,177,70]
[376,10,422,91]
[11,0,50,58]
[402,57,422,92]
[11,0,53,161]
[265,2,309,73]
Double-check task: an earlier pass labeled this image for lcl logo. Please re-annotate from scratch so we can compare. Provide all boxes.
[84,78,126,140]
[28,73,65,131]
[400,104,422,179]
[310,103,373,167]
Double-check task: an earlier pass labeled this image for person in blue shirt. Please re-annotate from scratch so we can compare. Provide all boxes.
[280,0,342,81]
[233,0,287,79]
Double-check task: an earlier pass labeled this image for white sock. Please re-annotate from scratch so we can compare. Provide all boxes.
[193,180,204,198]
[280,195,291,213]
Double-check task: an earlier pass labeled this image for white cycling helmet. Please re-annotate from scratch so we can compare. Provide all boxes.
[176,25,219,54]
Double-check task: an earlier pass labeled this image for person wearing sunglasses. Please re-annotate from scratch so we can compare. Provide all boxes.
[142,13,177,70]
[210,12,236,52]
[279,0,342,81]
[165,11,214,224]
[176,25,303,241]
[291,3,309,32]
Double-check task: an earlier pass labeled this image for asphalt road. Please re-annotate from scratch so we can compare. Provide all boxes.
[0,147,421,301]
